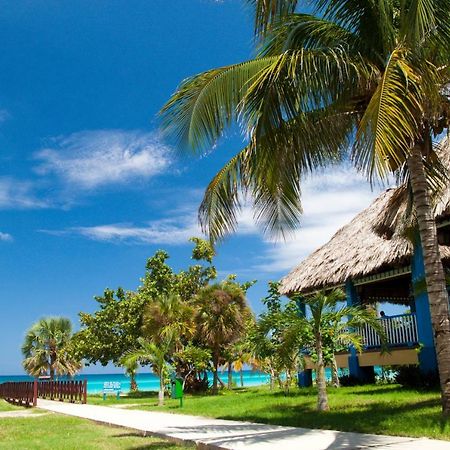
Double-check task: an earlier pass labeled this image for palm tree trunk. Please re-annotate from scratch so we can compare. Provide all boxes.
[212,354,219,394]
[315,334,329,411]
[227,362,233,389]
[130,372,138,392]
[408,144,450,414]
[331,356,340,388]
[158,373,164,406]
[50,353,56,381]
[240,369,244,387]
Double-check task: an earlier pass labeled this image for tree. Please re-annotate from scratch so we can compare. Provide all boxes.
[22,317,81,380]
[194,279,252,394]
[122,359,139,392]
[248,282,303,393]
[161,1,450,412]
[285,290,385,411]
[121,337,172,406]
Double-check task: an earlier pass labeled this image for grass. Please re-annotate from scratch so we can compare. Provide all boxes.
[89,384,450,440]
[0,400,191,450]
[0,399,21,412]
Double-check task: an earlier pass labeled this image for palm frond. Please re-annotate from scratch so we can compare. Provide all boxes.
[353,46,424,182]
[247,0,298,39]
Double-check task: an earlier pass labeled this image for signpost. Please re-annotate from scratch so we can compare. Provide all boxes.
[103,381,121,400]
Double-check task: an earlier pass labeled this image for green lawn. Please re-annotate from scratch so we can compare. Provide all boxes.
[90,384,450,440]
[0,400,190,450]
[0,399,21,412]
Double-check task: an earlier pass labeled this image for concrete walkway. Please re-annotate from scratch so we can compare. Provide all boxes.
[37,399,450,450]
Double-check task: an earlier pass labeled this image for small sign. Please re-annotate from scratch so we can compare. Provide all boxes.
[103,381,121,400]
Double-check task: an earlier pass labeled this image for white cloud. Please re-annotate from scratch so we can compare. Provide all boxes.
[0,231,12,242]
[43,216,202,246]
[34,130,172,190]
[249,165,384,273]
[0,177,48,209]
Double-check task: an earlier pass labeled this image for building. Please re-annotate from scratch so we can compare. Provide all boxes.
[279,139,450,384]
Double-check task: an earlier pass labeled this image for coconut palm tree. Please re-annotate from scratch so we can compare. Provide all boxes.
[22,317,81,380]
[194,280,251,394]
[121,337,171,406]
[122,359,139,392]
[284,289,385,411]
[161,1,450,412]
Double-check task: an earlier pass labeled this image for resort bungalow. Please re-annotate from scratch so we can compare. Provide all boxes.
[279,142,450,385]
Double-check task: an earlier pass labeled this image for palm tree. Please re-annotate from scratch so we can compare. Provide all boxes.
[121,337,171,406]
[22,317,81,380]
[122,359,139,392]
[194,281,251,394]
[284,289,385,411]
[161,1,450,412]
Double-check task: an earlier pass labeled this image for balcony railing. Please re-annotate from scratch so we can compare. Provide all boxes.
[360,313,418,348]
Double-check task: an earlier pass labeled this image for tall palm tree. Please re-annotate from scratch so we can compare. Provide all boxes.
[284,290,385,411]
[161,1,450,412]
[194,281,251,394]
[121,337,171,406]
[22,317,81,380]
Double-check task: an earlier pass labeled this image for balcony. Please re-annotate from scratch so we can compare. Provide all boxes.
[360,313,419,348]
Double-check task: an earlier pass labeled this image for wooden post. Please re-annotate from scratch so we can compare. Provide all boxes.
[83,380,87,404]
[33,380,38,407]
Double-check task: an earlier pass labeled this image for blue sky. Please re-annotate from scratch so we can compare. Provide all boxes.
[0,0,388,375]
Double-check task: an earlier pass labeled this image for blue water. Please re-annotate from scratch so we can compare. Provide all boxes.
[0,370,271,394]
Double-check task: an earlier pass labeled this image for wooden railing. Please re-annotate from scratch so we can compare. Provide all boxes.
[38,380,87,404]
[0,381,37,407]
[0,380,87,406]
[360,313,419,348]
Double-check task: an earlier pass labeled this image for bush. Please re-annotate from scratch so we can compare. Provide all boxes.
[393,365,439,389]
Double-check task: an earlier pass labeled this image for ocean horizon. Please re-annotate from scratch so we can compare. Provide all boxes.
[0,370,273,394]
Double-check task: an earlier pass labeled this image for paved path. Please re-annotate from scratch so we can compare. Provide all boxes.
[37,399,450,450]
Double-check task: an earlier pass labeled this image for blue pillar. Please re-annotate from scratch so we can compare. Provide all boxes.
[346,280,375,382]
[296,297,313,387]
[411,235,438,373]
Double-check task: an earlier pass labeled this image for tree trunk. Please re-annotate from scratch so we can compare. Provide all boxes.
[408,144,450,414]
[212,354,219,395]
[227,362,233,389]
[315,334,329,411]
[240,369,244,387]
[269,368,275,391]
[50,353,56,381]
[130,373,138,392]
[158,373,164,406]
[331,356,340,388]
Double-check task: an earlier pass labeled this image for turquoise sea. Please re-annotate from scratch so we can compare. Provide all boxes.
[0,370,272,394]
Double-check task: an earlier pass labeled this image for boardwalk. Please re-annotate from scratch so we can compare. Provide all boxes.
[37,399,450,450]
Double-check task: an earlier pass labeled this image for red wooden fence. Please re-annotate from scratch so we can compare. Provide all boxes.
[0,380,87,407]
[0,381,37,407]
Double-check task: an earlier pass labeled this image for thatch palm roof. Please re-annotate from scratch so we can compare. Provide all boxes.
[280,138,450,296]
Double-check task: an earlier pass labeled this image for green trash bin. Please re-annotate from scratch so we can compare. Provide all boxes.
[170,373,183,407]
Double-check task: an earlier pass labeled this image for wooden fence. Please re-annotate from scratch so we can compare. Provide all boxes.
[0,381,37,407]
[0,380,87,407]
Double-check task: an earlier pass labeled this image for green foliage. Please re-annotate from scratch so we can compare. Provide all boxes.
[161,0,450,242]
[22,317,81,379]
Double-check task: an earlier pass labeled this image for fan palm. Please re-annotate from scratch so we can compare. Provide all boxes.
[22,317,81,380]
[161,1,450,412]
[194,281,251,394]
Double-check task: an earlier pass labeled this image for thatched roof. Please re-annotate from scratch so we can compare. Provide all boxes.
[280,138,450,296]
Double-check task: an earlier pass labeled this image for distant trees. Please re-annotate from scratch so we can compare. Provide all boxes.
[70,238,255,396]
[22,317,81,380]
